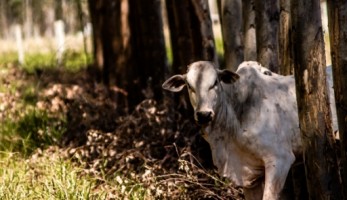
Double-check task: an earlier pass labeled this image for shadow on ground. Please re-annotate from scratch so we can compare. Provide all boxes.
[22,66,244,199]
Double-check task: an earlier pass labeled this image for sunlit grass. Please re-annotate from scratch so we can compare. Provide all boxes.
[0,151,106,200]
[0,50,92,74]
[0,51,149,199]
[0,109,66,156]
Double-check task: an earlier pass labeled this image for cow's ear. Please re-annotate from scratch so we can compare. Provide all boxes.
[162,75,186,92]
[218,69,240,84]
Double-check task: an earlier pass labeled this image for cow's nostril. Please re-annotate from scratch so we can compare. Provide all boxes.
[196,111,213,125]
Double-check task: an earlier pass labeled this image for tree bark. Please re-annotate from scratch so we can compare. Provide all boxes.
[190,0,218,65]
[242,0,257,61]
[87,0,104,82]
[279,0,293,75]
[0,1,9,39]
[24,0,33,39]
[55,0,63,21]
[165,0,196,74]
[291,0,343,199]
[127,0,168,108]
[327,0,347,198]
[255,0,280,72]
[101,0,122,86]
[218,0,243,71]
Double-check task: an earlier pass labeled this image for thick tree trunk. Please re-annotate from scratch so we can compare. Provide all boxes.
[255,0,280,72]
[218,0,243,71]
[127,0,168,107]
[190,0,218,65]
[291,0,343,199]
[166,0,217,73]
[101,0,122,86]
[165,0,196,74]
[279,0,293,75]
[242,0,257,61]
[87,0,104,81]
[327,0,347,198]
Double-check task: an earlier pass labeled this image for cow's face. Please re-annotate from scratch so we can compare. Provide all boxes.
[162,61,239,125]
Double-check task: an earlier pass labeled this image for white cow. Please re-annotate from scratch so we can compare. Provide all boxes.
[162,61,302,200]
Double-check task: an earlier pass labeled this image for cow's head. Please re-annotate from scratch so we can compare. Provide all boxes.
[162,61,239,125]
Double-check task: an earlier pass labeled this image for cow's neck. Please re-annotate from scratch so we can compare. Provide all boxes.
[208,83,242,137]
[201,81,251,182]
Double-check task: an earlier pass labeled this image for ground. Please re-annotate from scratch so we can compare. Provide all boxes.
[0,53,244,199]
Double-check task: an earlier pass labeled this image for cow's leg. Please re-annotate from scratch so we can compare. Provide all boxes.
[262,153,295,200]
[243,181,264,200]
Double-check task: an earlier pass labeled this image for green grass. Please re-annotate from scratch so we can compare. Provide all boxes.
[0,151,105,200]
[0,51,99,199]
[0,51,150,199]
[0,109,66,156]
[0,50,92,74]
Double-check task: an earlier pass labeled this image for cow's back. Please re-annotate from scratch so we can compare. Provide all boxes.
[235,63,302,155]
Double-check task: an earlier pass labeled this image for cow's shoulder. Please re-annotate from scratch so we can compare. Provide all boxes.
[236,61,263,79]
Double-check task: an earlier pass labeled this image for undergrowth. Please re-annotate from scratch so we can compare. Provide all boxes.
[0,149,104,200]
[0,49,242,199]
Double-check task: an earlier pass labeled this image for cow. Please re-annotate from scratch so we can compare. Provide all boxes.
[162,61,302,200]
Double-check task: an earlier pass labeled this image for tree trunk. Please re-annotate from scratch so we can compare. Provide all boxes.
[279,0,293,75]
[101,0,122,86]
[242,0,257,61]
[291,0,343,199]
[327,0,347,198]
[87,0,104,81]
[165,0,196,74]
[24,0,33,39]
[166,0,217,73]
[55,0,63,21]
[0,1,9,39]
[127,0,168,108]
[190,0,219,65]
[255,0,280,72]
[218,0,243,71]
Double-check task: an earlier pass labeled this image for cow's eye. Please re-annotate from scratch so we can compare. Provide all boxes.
[210,80,218,89]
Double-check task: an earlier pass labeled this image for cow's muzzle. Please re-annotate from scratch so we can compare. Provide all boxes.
[195,111,213,125]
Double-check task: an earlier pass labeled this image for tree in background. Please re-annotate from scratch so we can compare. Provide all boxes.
[242,0,257,62]
[0,1,9,39]
[0,0,84,39]
[166,0,217,73]
[126,0,168,108]
[255,0,280,73]
[327,0,347,197]
[218,0,243,71]
[88,0,167,110]
[279,0,293,75]
[88,0,104,82]
[291,0,343,198]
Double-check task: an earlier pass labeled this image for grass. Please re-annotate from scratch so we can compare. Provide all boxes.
[0,51,151,199]
[0,109,66,156]
[0,151,105,200]
[0,52,108,199]
[0,50,92,74]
